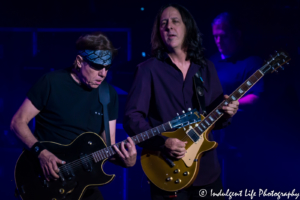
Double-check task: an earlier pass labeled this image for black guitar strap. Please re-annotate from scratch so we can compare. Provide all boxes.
[193,68,207,116]
[98,80,111,146]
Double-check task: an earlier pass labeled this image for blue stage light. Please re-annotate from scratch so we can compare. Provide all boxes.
[142,52,146,57]
[141,7,144,11]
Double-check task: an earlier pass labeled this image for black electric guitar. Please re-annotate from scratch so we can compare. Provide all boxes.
[141,51,291,192]
[14,109,201,200]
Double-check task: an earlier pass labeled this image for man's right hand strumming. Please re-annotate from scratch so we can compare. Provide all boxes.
[164,138,187,159]
[38,149,65,181]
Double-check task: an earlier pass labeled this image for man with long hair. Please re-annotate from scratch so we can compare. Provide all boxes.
[124,4,239,200]
[11,32,137,200]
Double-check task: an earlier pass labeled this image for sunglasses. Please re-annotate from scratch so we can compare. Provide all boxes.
[84,59,112,71]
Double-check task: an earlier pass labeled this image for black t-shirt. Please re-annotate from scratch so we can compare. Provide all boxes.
[27,67,118,144]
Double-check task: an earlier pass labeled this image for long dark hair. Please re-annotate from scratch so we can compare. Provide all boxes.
[151,4,207,66]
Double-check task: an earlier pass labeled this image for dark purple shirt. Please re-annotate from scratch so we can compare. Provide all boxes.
[123,56,230,186]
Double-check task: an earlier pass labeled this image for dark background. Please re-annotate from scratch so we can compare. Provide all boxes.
[0,0,300,199]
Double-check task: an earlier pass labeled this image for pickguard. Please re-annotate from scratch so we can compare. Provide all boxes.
[182,136,203,167]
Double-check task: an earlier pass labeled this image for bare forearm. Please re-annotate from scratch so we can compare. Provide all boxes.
[10,120,38,149]
[10,98,41,148]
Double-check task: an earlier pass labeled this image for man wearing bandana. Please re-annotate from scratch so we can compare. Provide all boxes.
[10,32,137,200]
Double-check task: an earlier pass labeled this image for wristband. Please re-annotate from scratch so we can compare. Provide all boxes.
[30,142,46,157]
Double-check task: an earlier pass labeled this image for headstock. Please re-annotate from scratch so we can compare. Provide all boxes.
[170,108,201,129]
[260,51,291,75]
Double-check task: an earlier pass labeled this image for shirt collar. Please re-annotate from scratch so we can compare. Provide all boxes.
[162,52,170,61]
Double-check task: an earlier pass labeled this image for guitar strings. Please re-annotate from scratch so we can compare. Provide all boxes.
[58,153,105,174]
[58,143,120,174]
[58,139,134,174]
[58,145,116,173]
[58,127,164,174]
[58,124,176,174]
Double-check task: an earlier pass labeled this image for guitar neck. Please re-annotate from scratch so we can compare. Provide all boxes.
[92,122,172,162]
[188,70,264,138]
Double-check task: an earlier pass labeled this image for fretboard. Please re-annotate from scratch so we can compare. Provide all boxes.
[92,122,172,163]
[187,70,264,140]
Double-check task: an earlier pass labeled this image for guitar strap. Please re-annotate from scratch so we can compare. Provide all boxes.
[193,68,207,116]
[98,80,111,146]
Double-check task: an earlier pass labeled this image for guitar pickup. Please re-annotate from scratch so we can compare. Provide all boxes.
[60,164,75,180]
[80,153,93,172]
[186,129,200,143]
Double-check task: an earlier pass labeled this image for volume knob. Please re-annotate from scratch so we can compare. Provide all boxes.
[183,171,190,176]
[175,179,181,184]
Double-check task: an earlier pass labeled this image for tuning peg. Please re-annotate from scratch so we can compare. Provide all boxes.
[182,110,185,114]
[177,113,179,116]
[281,66,284,70]
[188,108,191,111]
[286,62,289,65]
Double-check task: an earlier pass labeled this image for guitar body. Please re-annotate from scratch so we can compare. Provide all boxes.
[141,119,217,192]
[14,132,114,200]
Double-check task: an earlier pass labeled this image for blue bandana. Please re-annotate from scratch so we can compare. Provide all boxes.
[78,50,112,66]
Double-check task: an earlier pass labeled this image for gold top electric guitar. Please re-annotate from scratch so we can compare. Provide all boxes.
[141,51,291,192]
